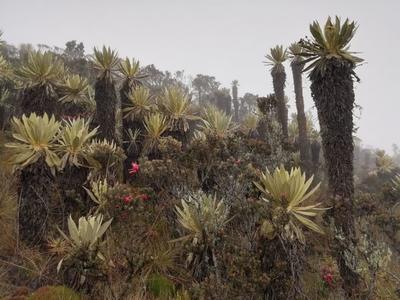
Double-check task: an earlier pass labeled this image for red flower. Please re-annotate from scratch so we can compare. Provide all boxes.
[234,159,241,165]
[321,267,335,287]
[129,162,140,175]
[140,194,150,201]
[123,195,133,204]
[323,273,333,284]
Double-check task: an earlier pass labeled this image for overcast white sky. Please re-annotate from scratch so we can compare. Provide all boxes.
[1,0,399,151]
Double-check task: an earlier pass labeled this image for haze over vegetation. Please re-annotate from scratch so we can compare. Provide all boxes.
[0,1,399,300]
[1,0,400,151]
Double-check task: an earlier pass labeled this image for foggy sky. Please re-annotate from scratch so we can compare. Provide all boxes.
[1,0,398,152]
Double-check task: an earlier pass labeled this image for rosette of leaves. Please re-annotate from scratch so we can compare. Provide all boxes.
[175,191,229,279]
[57,214,112,289]
[59,75,90,105]
[57,117,98,169]
[159,86,199,135]
[83,179,109,213]
[264,45,288,73]
[6,113,61,170]
[122,86,154,122]
[254,166,328,243]
[118,57,147,90]
[375,150,394,174]
[92,46,119,80]
[58,74,95,115]
[200,105,235,138]
[142,112,169,156]
[16,50,66,115]
[16,50,65,90]
[58,214,112,257]
[298,17,363,75]
[84,138,126,179]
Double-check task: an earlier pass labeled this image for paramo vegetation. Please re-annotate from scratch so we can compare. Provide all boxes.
[0,17,399,299]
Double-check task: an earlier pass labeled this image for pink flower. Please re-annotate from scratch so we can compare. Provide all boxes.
[123,195,133,204]
[129,162,140,175]
[234,159,241,165]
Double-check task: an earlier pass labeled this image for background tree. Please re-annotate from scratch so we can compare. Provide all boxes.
[264,45,289,142]
[18,43,35,61]
[64,40,85,60]
[191,74,220,105]
[300,16,364,295]
[91,46,119,142]
[143,65,189,95]
[240,92,258,117]
[213,88,231,115]
[288,43,312,171]
[62,40,93,81]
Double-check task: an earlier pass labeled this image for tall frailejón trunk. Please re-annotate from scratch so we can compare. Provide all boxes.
[19,159,58,245]
[310,58,360,295]
[93,77,117,142]
[291,58,311,172]
[271,69,288,142]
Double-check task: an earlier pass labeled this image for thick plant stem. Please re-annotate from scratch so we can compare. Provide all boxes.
[310,58,361,296]
[93,77,117,142]
[19,160,58,245]
[271,70,288,142]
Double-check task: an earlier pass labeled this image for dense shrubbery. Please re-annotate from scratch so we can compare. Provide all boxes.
[0,19,399,300]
